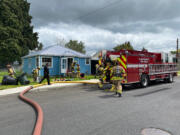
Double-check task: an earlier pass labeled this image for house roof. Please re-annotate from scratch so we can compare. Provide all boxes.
[23,45,90,58]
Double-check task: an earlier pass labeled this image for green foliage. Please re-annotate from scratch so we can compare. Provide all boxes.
[171,49,180,54]
[37,42,43,50]
[65,40,86,54]
[142,47,148,51]
[113,41,134,51]
[0,0,39,67]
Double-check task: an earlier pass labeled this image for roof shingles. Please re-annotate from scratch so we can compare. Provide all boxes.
[23,45,89,58]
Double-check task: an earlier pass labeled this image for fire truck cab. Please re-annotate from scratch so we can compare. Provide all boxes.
[103,50,177,87]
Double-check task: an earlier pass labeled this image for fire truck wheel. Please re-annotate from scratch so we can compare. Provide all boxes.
[140,74,149,87]
[168,74,173,83]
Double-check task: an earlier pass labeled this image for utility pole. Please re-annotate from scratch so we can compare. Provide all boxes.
[177,38,179,63]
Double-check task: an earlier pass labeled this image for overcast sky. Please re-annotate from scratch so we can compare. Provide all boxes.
[27,0,180,54]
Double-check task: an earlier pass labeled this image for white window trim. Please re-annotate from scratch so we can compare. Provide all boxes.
[41,56,53,68]
[36,57,39,68]
[85,58,90,65]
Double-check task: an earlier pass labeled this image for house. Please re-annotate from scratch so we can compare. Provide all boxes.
[91,50,107,74]
[22,45,91,76]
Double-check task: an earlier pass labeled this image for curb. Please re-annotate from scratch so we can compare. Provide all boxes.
[0,79,99,96]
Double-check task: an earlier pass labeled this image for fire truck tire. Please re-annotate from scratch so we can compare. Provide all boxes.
[167,74,173,83]
[140,74,149,87]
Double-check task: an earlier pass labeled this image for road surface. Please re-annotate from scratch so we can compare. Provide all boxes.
[0,77,180,135]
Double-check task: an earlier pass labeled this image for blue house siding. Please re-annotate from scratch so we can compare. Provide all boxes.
[23,57,36,74]
[49,56,59,76]
[59,57,61,75]
[23,56,91,76]
[23,58,28,73]
[79,58,91,74]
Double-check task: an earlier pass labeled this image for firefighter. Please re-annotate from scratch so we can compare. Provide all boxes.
[76,64,80,78]
[98,65,105,89]
[103,60,112,83]
[6,64,15,78]
[95,64,99,78]
[111,59,126,97]
[32,67,40,82]
[98,56,103,67]
[101,59,113,91]
[39,63,50,85]
[71,62,76,78]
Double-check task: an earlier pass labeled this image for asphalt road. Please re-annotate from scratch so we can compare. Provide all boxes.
[1,77,180,135]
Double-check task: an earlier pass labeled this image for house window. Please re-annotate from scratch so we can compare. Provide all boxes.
[42,57,52,68]
[36,57,39,67]
[85,58,90,65]
[62,59,67,69]
[28,58,32,68]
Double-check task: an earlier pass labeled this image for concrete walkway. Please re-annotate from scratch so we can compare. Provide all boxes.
[0,79,99,97]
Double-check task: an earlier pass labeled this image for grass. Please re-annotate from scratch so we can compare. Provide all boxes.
[0,71,96,90]
[0,71,39,90]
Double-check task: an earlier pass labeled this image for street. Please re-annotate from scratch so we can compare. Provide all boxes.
[0,77,180,135]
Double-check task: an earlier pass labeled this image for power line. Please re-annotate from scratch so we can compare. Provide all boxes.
[75,0,124,21]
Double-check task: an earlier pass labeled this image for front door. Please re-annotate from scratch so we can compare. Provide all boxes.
[67,58,73,72]
[61,58,67,73]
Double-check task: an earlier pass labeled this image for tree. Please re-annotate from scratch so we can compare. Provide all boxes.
[56,36,66,47]
[0,0,39,66]
[65,40,86,54]
[113,41,134,51]
[37,42,43,50]
[171,49,180,54]
[142,47,148,52]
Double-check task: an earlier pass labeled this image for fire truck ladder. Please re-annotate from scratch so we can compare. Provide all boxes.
[149,64,177,75]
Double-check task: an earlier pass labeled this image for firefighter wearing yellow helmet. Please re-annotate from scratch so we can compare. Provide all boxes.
[97,54,106,89]
[6,64,16,78]
[97,64,105,89]
[32,67,40,82]
[98,58,113,91]
[76,64,80,78]
[70,61,77,78]
[102,60,112,83]
[111,59,126,97]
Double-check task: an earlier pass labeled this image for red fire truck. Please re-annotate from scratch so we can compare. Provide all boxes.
[102,50,178,87]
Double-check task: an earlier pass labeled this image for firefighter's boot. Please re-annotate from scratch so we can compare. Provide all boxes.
[116,83,122,97]
[98,82,103,89]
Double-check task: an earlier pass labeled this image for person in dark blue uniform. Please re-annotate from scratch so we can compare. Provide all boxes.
[39,63,50,85]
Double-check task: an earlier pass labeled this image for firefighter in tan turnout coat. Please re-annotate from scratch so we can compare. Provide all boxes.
[111,59,126,97]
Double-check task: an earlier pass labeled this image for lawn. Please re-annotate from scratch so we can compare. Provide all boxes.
[0,71,96,90]
[0,71,39,90]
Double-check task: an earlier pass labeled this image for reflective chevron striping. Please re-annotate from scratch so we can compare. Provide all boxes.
[117,57,127,70]
[121,55,127,62]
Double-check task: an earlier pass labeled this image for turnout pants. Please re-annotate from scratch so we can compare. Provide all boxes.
[113,80,122,94]
[39,75,50,85]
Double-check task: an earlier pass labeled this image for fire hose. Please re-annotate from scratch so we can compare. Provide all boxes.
[19,81,99,135]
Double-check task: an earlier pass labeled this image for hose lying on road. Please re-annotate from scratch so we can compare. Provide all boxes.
[18,81,98,135]
[53,81,99,84]
[19,86,43,135]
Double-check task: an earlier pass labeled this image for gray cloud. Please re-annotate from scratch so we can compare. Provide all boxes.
[27,0,180,53]
[28,0,180,29]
